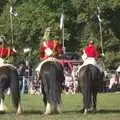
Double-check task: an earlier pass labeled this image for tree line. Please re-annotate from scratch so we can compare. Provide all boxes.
[0,0,120,70]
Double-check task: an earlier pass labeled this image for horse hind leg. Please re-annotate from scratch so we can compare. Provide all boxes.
[16,103,23,115]
[92,92,97,113]
[82,93,89,115]
[45,103,62,115]
[0,98,8,113]
[56,104,61,114]
[84,108,88,115]
[82,99,88,115]
[44,102,53,115]
[10,74,23,114]
[0,90,8,113]
[53,103,61,114]
[44,102,61,115]
[83,91,92,115]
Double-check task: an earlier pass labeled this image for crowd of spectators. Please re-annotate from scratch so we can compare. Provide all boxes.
[16,58,120,95]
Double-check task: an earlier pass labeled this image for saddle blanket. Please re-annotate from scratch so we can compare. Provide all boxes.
[77,57,101,73]
[35,57,58,73]
[0,63,16,69]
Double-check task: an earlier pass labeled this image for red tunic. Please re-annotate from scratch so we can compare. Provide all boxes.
[0,47,16,58]
[84,43,100,59]
[40,40,63,60]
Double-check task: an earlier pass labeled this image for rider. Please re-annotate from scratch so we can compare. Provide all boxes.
[35,39,63,73]
[77,40,102,73]
[39,39,63,60]
[0,35,16,64]
[84,40,100,60]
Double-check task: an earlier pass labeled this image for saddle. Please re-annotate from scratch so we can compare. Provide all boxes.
[35,57,58,73]
[0,63,16,70]
[77,57,101,74]
[0,57,16,70]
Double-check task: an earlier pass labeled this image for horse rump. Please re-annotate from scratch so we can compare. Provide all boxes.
[78,64,103,114]
[0,65,22,114]
[39,61,65,114]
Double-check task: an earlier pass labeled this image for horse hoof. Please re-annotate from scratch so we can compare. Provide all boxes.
[84,111,87,115]
[84,109,88,115]
[80,108,84,113]
[16,108,23,115]
[54,110,61,114]
[0,110,6,114]
[44,111,51,115]
[92,109,96,114]
[55,106,62,114]
[16,104,23,115]
[16,111,22,115]
[0,106,7,114]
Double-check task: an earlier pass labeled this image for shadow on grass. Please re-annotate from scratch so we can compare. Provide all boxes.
[62,109,120,115]
[62,109,85,114]
[1,109,120,115]
[0,110,43,115]
[97,109,120,114]
[22,110,43,115]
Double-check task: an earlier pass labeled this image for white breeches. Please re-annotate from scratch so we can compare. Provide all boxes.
[77,57,102,73]
[35,57,58,73]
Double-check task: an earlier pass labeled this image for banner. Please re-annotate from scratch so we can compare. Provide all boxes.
[60,13,64,30]
[9,6,18,16]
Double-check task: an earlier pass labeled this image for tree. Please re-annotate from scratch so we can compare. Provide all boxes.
[0,0,119,69]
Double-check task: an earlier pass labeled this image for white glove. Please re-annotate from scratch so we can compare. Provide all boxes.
[101,53,105,57]
[13,48,16,52]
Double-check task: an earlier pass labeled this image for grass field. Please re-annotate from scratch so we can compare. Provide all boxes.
[0,92,120,120]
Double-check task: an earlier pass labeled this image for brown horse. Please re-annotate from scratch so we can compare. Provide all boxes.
[78,64,103,114]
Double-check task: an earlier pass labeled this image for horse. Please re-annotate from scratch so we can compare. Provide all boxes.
[0,65,22,114]
[78,64,103,114]
[39,61,65,114]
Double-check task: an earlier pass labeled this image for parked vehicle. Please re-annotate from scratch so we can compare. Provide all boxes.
[58,52,82,60]
[58,52,83,72]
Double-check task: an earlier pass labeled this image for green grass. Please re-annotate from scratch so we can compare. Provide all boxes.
[0,92,120,120]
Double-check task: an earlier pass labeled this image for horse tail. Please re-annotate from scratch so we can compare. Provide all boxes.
[51,69,61,104]
[46,66,62,104]
[84,66,92,108]
[10,69,20,109]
